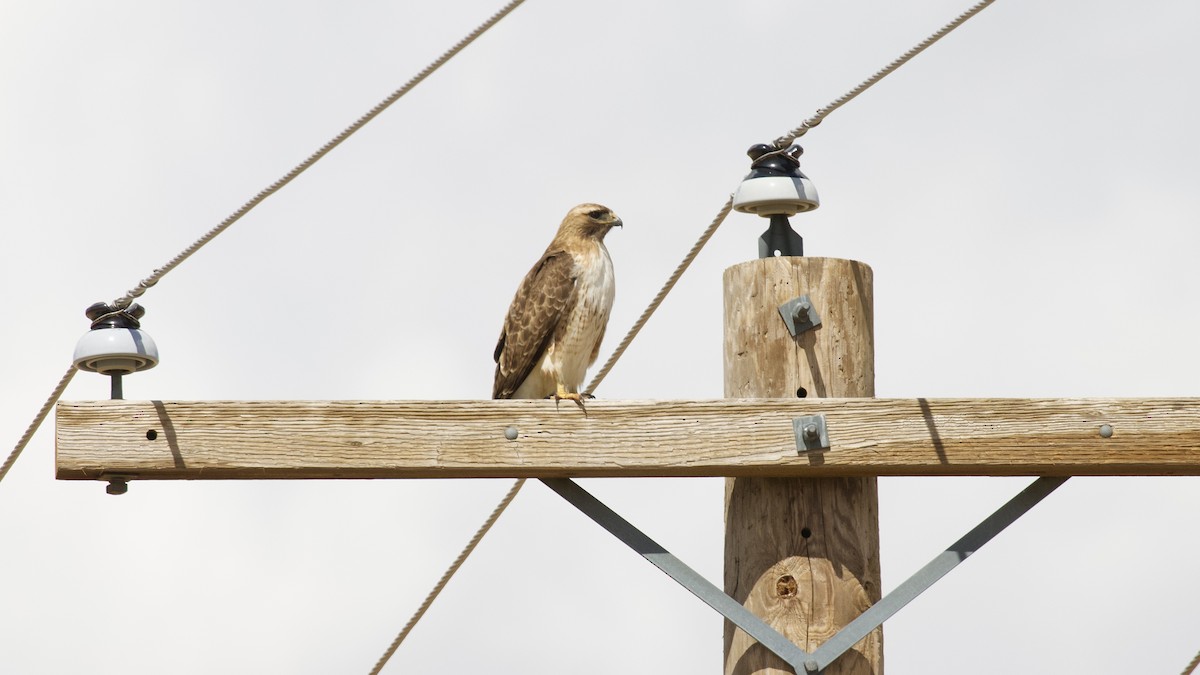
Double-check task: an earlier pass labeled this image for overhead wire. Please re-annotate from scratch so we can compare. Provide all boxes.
[584,197,733,394]
[587,0,997,395]
[368,478,526,675]
[113,0,528,309]
[5,0,1003,668]
[1182,648,1200,675]
[362,194,724,668]
[382,0,1004,668]
[0,0,528,491]
[0,366,77,486]
[774,0,997,148]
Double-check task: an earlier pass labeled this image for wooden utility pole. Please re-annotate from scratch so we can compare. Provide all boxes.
[723,257,882,674]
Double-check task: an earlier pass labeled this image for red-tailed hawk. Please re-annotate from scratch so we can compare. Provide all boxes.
[493,203,622,409]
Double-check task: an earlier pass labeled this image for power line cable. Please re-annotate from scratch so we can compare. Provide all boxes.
[113,0,528,310]
[587,0,998,394]
[585,197,733,395]
[6,2,1003,669]
[1,0,529,491]
[381,0,1003,662]
[0,366,77,487]
[1182,648,1200,675]
[8,0,993,488]
[371,176,723,675]
[774,0,997,148]
[368,478,526,675]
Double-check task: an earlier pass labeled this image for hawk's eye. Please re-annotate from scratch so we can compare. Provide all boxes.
[587,209,607,220]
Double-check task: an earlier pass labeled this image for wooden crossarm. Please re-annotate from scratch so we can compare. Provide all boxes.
[54,398,1200,480]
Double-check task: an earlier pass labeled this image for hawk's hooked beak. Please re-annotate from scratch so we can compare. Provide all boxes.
[612,217,624,229]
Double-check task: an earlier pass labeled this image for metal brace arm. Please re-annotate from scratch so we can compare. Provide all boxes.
[803,476,1068,671]
[541,478,813,670]
[543,476,1067,673]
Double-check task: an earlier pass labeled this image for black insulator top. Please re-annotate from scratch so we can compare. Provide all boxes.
[85,302,144,330]
[745,143,805,178]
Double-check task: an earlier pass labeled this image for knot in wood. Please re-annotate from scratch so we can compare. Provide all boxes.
[776,574,799,598]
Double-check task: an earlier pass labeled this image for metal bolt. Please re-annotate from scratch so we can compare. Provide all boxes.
[804,659,820,673]
[803,423,820,442]
[106,478,129,495]
[1099,424,1114,438]
[794,301,812,323]
[504,426,519,441]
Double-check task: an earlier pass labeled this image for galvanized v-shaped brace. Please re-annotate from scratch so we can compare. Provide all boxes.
[542,476,1067,674]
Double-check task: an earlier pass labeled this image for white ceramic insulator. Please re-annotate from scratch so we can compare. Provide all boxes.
[73,328,160,374]
[732,175,821,216]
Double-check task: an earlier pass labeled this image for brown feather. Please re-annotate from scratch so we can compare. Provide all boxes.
[492,251,576,399]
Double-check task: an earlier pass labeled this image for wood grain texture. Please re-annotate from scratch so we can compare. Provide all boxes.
[724,257,882,675]
[724,257,874,400]
[55,397,1200,480]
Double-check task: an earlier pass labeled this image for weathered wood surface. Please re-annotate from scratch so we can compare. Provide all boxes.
[723,257,882,675]
[55,397,1200,480]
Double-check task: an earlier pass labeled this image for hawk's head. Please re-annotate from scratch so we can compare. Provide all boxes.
[558,203,623,241]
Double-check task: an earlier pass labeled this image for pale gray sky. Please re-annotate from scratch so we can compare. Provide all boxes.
[2,1,1199,673]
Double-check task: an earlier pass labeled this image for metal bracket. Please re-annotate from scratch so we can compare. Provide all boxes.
[759,214,805,258]
[802,476,1068,672]
[779,295,821,336]
[541,478,814,671]
[542,474,1068,673]
[793,414,830,453]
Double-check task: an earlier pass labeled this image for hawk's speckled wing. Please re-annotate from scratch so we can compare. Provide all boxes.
[492,250,576,399]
